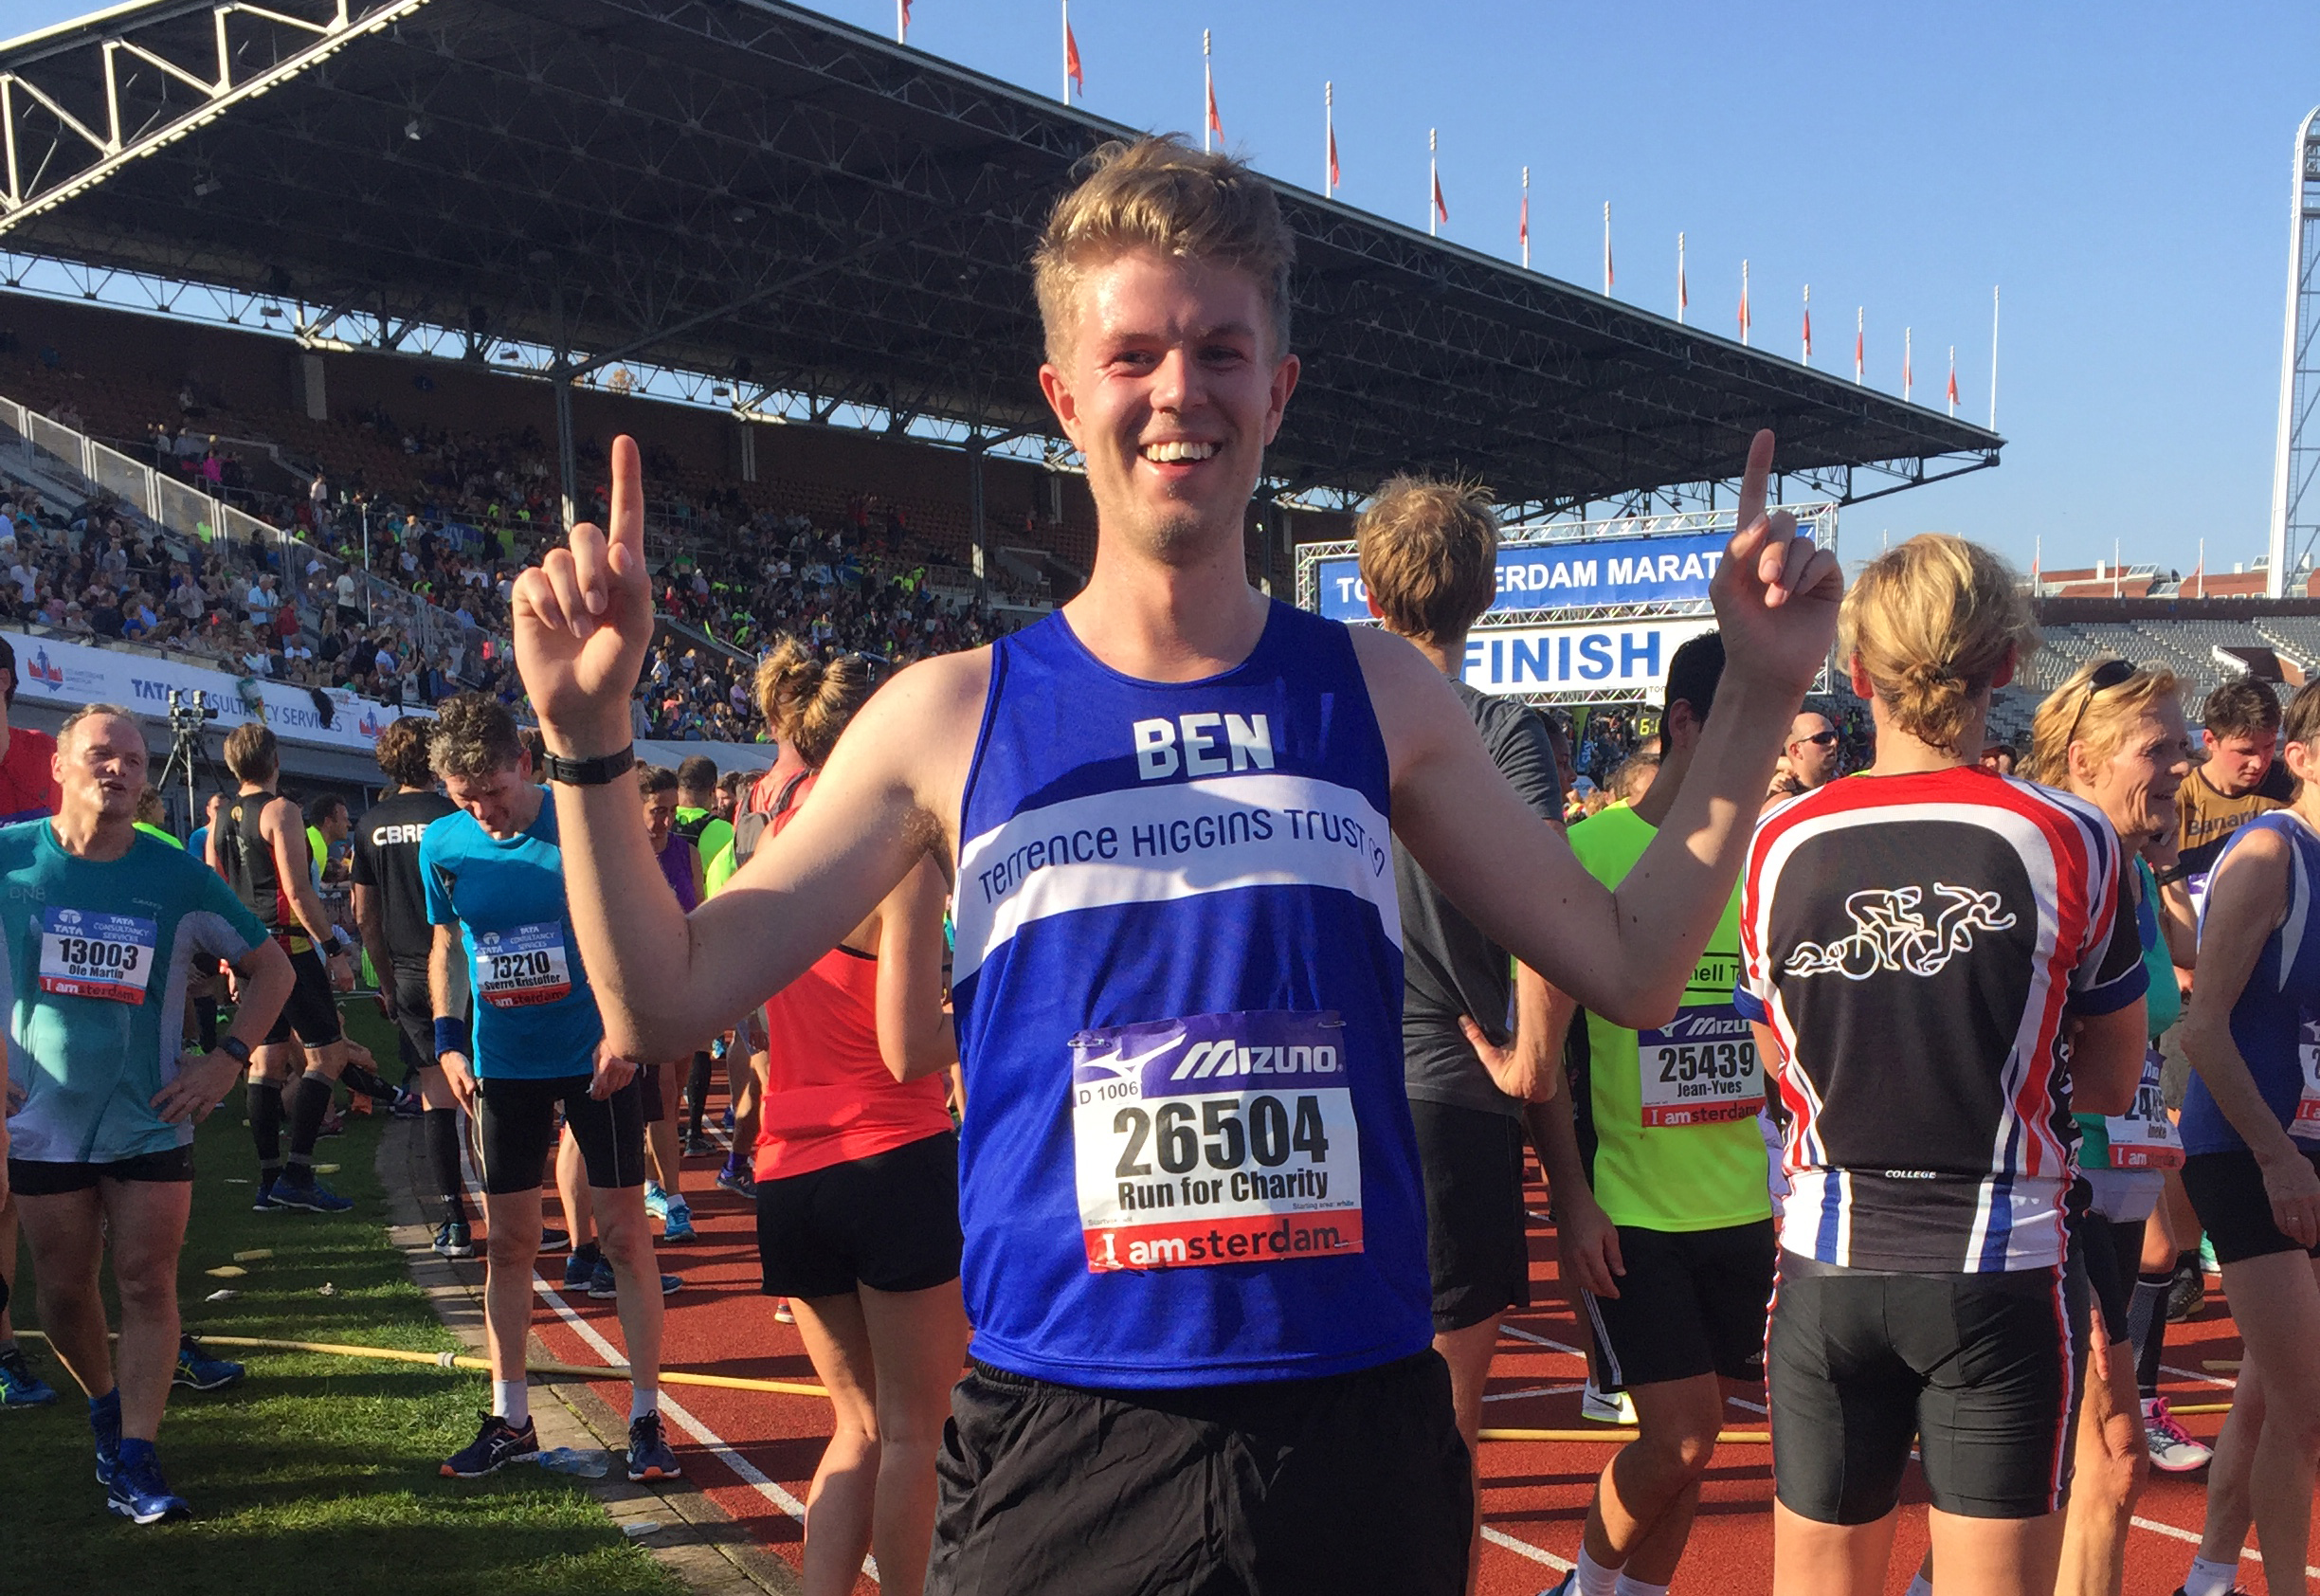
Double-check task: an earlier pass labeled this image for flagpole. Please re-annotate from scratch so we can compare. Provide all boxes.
[896,0,906,43]
[1430,128,1439,238]
[1989,284,2002,430]
[1905,326,1912,402]
[1741,259,1750,346]
[1325,81,1333,195]
[1203,29,1213,154]
[1061,0,1070,101]
[1855,306,1864,385]
[1677,231,1685,324]
[1520,166,1531,270]
[1803,282,1811,367]
[2199,537,2206,598]
[1948,346,1957,417]
[2114,537,2121,598]
[2034,535,2042,596]
[1602,201,1611,296]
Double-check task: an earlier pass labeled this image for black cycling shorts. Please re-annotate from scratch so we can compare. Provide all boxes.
[2077,1218,2135,1347]
[2183,1148,2320,1265]
[1767,1250,2085,1523]
[9,1144,196,1196]
[1583,1219,1775,1392]
[472,1073,646,1196]
[390,959,438,1072]
[756,1130,963,1298]
[926,1351,1471,1596]
[262,946,343,1048]
[1408,1098,1532,1333]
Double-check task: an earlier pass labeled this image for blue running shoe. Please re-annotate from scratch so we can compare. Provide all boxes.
[722,1105,734,1134]
[107,1442,190,1524]
[251,1173,281,1213]
[432,1219,476,1260]
[588,1259,682,1299]
[643,1182,670,1223]
[172,1336,245,1392]
[0,1345,57,1407]
[625,1411,683,1482]
[440,1412,537,1478]
[91,1390,121,1485]
[661,1200,695,1243]
[714,1164,754,1200]
[561,1248,601,1291]
[268,1172,353,1214]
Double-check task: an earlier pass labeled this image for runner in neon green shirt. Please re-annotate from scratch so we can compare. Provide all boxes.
[1531,633,1775,1596]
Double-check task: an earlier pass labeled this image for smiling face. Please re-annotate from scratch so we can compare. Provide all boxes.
[57,713,148,826]
[1039,248,1298,567]
[2074,697,2194,846]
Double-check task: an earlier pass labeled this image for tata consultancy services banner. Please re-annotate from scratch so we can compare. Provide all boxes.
[1311,529,1729,623]
[9,631,426,753]
[1459,616,1720,699]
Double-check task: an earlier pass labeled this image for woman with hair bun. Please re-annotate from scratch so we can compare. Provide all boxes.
[745,637,967,1596]
[1738,534,2149,1596]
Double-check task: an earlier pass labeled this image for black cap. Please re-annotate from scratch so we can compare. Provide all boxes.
[0,633,18,706]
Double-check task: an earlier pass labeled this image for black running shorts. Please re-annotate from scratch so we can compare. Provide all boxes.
[9,1144,196,1196]
[2183,1148,2320,1265]
[1582,1219,1775,1392]
[926,1351,1471,1596]
[755,1131,963,1298]
[390,959,439,1072]
[639,1061,666,1125]
[262,946,343,1047]
[472,1073,646,1195]
[2076,1217,2133,1347]
[1408,1098,1532,1333]
[1767,1250,2085,1523]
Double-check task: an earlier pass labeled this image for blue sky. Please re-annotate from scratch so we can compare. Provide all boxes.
[12,0,2320,576]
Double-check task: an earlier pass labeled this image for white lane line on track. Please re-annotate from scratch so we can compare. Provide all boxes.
[530,1273,882,1584]
[2126,1510,2320,1578]
[2160,1359,2237,1391]
[1482,1526,1575,1573]
[1499,1322,1589,1358]
[1726,1394,1769,1414]
[1482,1384,1586,1403]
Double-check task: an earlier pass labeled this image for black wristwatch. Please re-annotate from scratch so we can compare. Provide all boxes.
[540,745,637,787]
[216,1035,253,1066]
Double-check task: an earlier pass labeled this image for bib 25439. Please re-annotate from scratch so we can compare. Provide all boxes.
[1639,1002,1763,1127]
[1071,1010,1363,1274]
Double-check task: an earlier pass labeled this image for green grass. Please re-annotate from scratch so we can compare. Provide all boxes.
[1,1006,683,1595]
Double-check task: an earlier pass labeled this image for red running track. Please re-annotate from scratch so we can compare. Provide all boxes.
[464,1134,2299,1596]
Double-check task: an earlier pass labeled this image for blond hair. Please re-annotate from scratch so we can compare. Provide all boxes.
[1838,534,2037,756]
[753,638,881,771]
[1355,476,1498,644]
[1032,136,1296,365]
[2025,660,2182,787]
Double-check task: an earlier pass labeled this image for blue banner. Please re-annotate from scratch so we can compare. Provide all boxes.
[1311,529,1730,623]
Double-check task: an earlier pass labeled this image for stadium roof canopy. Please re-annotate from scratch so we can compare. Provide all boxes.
[0,0,2002,513]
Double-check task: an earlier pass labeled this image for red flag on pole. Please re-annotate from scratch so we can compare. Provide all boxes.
[1206,80,1223,146]
[1854,309,1863,384]
[1947,347,1959,413]
[1328,122,1340,191]
[898,0,910,42]
[1433,168,1448,225]
[1738,264,1750,344]
[1066,21,1083,97]
[1518,193,1528,250]
[1803,288,1812,364]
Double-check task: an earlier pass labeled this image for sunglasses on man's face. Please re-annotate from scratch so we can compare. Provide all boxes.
[1797,730,1839,748]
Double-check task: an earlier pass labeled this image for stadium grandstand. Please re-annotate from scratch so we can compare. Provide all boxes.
[0,0,2003,768]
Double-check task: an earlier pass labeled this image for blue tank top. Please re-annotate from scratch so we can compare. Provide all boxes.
[2183,809,2320,1155]
[952,601,1430,1387]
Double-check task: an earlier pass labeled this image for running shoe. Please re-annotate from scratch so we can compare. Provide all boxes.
[1535,1578,1577,1596]
[2145,1397,2214,1473]
[722,1105,734,1134]
[389,1087,426,1120]
[625,1411,683,1482]
[772,1299,794,1325]
[92,1393,120,1484]
[107,1446,190,1524]
[1580,1380,1636,1425]
[538,1226,570,1253]
[172,1336,245,1392]
[643,1182,671,1223]
[2201,1235,2220,1276]
[562,1248,602,1291]
[661,1200,695,1243]
[715,1164,755,1200]
[268,1172,353,1214]
[2166,1257,2206,1323]
[432,1219,476,1260]
[587,1259,682,1299]
[0,1345,58,1407]
[680,1131,715,1158]
[318,1109,345,1138]
[440,1412,539,1478]
[251,1174,281,1213]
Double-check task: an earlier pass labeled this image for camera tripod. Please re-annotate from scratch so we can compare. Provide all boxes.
[155,688,227,841]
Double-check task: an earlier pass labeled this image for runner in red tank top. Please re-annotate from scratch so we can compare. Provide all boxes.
[747,639,966,1596]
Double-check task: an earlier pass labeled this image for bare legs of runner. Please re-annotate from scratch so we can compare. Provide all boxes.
[480,1180,661,1395]
[1431,1314,1502,1594]
[2209,1251,2320,1596]
[788,1282,970,1596]
[18,1179,191,1441]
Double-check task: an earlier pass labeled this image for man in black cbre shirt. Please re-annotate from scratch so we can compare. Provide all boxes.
[351,717,470,1258]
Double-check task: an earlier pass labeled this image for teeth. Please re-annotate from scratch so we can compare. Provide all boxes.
[1142,441,1218,462]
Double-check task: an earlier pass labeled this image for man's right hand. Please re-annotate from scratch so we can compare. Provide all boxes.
[440,1051,478,1115]
[1556,1193,1625,1299]
[512,434,654,753]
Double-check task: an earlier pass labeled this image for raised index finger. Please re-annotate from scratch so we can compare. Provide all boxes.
[1735,428,1775,534]
[607,433,644,582]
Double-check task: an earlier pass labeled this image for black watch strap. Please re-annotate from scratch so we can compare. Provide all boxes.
[217,1035,253,1065]
[541,745,637,787]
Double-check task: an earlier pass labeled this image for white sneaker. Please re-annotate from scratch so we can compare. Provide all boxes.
[2144,1397,2213,1473]
[1581,1380,1636,1425]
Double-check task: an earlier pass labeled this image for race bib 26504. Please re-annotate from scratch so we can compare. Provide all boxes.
[1070,1011,1364,1274]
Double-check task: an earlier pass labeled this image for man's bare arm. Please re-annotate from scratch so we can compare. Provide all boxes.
[353,884,393,1008]
[265,800,337,951]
